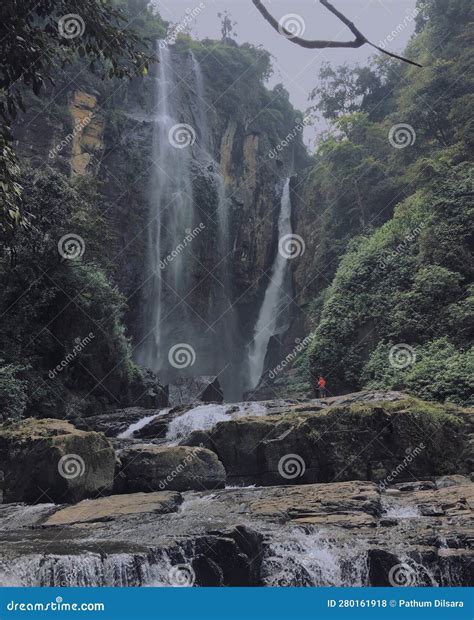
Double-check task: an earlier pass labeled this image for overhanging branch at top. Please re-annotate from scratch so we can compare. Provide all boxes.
[252,0,422,68]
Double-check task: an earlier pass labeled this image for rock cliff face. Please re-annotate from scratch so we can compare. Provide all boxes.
[13,43,310,397]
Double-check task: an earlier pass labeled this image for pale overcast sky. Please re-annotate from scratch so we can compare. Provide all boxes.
[151,0,418,145]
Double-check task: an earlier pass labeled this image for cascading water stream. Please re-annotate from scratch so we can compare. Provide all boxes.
[137,46,243,398]
[247,178,293,389]
[138,45,196,373]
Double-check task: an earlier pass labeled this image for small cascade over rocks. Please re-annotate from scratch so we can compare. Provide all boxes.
[261,528,369,587]
[381,496,421,519]
[166,402,267,444]
[0,549,201,587]
[117,409,170,439]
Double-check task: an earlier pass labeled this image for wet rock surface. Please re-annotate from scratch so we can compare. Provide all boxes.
[0,392,472,587]
[0,477,472,586]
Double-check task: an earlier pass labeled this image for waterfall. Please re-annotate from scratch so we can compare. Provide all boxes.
[137,45,196,373]
[136,46,245,399]
[247,178,293,389]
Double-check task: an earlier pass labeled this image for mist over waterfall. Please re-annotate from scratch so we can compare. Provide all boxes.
[137,46,241,399]
[247,178,293,389]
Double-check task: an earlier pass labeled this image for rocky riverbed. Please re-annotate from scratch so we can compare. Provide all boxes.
[0,391,472,587]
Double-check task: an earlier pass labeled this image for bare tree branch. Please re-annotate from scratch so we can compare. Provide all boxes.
[252,0,422,67]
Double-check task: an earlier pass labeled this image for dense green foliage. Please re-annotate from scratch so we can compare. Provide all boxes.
[0,168,140,419]
[306,0,473,405]
[0,0,157,239]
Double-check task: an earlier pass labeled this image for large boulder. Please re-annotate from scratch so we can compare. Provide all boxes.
[0,418,115,504]
[184,397,471,486]
[116,445,226,493]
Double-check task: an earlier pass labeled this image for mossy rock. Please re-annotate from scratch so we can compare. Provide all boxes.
[0,418,115,504]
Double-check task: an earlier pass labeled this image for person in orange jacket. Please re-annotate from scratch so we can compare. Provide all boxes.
[318,375,327,398]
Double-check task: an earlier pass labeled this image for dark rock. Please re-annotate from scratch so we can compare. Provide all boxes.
[74,407,165,437]
[396,481,436,492]
[184,397,470,486]
[168,376,223,407]
[115,445,226,493]
[0,418,115,504]
[122,368,168,409]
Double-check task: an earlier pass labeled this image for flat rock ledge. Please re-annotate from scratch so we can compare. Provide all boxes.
[44,491,182,526]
